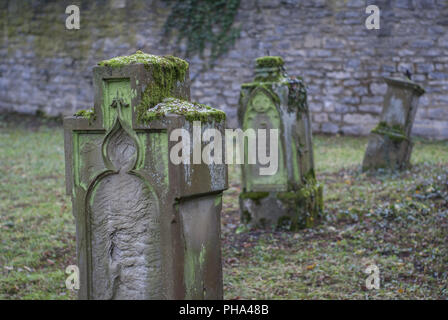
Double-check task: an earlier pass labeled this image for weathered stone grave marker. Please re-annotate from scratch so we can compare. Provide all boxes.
[64,51,227,299]
[362,77,425,171]
[238,56,323,230]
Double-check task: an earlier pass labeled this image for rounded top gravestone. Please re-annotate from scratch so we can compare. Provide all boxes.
[238,56,323,231]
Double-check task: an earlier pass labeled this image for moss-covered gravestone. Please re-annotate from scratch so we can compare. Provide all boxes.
[362,77,425,171]
[238,56,323,230]
[64,51,227,300]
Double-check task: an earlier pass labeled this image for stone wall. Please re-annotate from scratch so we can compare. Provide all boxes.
[1,0,448,139]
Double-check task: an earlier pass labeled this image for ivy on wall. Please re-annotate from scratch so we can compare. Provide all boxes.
[162,0,241,69]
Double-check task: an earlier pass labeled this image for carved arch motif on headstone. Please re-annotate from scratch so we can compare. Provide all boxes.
[242,87,287,191]
[84,97,162,299]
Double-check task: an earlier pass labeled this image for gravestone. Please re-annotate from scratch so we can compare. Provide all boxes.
[238,56,323,230]
[362,77,425,171]
[64,51,227,299]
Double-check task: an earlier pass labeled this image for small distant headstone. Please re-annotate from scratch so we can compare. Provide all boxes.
[362,77,425,171]
[64,51,227,299]
[238,56,323,230]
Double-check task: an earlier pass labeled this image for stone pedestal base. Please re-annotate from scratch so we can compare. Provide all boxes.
[362,132,413,171]
[239,185,323,231]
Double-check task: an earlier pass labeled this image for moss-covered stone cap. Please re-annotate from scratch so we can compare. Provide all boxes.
[98,50,189,71]
[384,77,425,96]
[255,56,285,69]
[141,97,226,123]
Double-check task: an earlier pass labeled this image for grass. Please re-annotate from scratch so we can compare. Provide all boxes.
[0,116,447,299]
[0,118,76,299]
[313,135,448,173]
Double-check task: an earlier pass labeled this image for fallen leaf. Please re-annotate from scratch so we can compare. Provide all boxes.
[306,263,316,270]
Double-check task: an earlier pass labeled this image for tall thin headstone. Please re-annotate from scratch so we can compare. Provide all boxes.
[238,56,323,230]
[362,77,425,171]
[64,51,227,299]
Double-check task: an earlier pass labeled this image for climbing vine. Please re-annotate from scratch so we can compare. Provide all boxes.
[162,0,241,68]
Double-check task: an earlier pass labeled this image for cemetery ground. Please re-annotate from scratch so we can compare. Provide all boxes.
[1,114,447,300]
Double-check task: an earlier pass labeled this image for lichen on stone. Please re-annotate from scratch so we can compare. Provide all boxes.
[140,97,226,123]
[98,51,190,122]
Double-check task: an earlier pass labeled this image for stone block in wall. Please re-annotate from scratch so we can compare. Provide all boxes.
[370,83,388,95]
[428,107,448,120]
[341,125,371,136]
[321,122,339,134]
[343,113,377,125]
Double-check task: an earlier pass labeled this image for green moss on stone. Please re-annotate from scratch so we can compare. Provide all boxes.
[241,77,308,112]
[255,73,283,83]
[277,176,324,229]
[287,77,308,112]
[98,50,188,72]
[241,82,281,105]
[277,216,293,230]
[250,56,286,82]
[74,108,95,122]
[371,121,407,142]
[140,97,226,123]
[304,168,316,182]
[241,81,276,89]
[98,51,189,122]
[240,191,269,203]
[241,210,252,224]
[255,56,284,68]
[317,184,324,212]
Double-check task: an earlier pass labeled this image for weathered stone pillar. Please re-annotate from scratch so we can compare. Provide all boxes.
[238,56,323,230]
[362,77,425,171]
[64,51,227,300]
